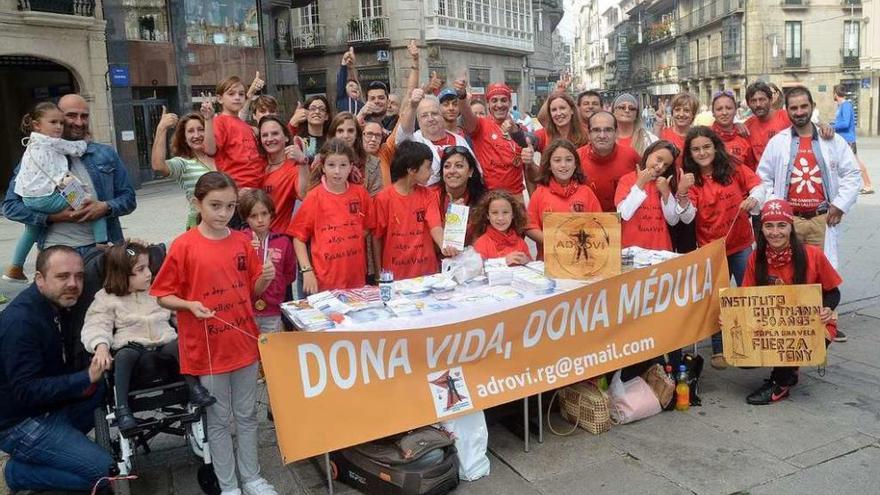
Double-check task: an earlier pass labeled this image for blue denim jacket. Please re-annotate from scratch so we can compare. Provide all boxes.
[2,142,137,248]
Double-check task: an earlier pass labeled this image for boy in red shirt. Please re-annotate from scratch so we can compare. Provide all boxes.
[372,141,458,279]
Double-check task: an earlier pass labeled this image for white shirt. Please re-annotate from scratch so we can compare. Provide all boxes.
[396,128,478,186]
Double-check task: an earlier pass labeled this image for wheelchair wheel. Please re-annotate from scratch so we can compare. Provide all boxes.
[197,463,221,495]
[92,408,132,495]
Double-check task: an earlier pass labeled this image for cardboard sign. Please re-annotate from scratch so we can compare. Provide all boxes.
[542,212,621,280]
[260,240,729,463]
[720,285,827,367]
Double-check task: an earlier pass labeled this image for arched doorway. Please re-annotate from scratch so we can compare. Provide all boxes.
[0,55,78,193]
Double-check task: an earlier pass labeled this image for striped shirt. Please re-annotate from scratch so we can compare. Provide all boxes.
[166,157,213,228]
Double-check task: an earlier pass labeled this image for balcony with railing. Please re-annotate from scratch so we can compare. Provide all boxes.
[689,60,699,78]
[347,16,390,44]
[293,24,326,51]
[424,7,534,52]
[841,50,859,68]
[781,49,810,71]
[678,63,690,79]
[781,0,809,8]
[841,0,861,9]
[722,54,742,72]
[706,56,720,74]
[17,0,95,16]
[678,0,743,34]
[646,18,677,44]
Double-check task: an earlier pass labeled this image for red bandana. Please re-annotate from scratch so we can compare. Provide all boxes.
[486,226,521,250]
[766,246,793,269]
[548,178,579,199]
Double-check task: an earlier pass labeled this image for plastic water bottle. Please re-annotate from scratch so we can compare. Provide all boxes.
[379,269,394,304]
[675,364,690,411]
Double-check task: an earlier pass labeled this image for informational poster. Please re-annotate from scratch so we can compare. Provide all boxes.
[442,204,469,250]
[720,285,827,367]
[542,213,621,280]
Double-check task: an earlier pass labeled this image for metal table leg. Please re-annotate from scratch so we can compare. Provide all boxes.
[325,452,334,495]
[523,397,530,452]
[537,393,544,444]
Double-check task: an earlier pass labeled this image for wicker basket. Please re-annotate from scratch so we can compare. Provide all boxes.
[548,380,612,436]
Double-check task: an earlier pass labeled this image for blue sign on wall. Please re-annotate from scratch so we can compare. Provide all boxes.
[110,66,130,87]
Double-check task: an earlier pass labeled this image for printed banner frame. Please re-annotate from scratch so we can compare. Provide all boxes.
[542,212,621,280]
[260,240,729,464]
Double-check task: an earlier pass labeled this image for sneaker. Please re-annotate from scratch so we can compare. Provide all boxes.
[243,477,279,495]
[833,330,848,343]
[2,265,28,283]
[710,353,728,370]
[746,379,793,405]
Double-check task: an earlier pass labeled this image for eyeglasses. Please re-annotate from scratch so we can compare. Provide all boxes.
[363,131,383,140]
[615,105,637,112]
[308,106,327,114]
[443,146,472,157]
[418,111,441,120]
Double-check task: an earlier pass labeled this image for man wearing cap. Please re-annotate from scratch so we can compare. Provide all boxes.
[740,199,842,404]
[453,79,535,196]
[757,85,860,342]
[396,88,476,186]
[439,88,465,136]
[577,111,641,212]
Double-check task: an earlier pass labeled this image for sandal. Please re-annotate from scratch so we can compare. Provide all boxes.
[859,187,875,195]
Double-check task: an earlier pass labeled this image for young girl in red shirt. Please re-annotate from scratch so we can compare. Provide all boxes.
[372,140,458,279]
[288,138,372,294]
[615,140,692,251]
[526,140,602,259]
[208,76,265,191]
[471,189,531,265]
[150,172,278,495]
[680,126,765,369]
[741,199,841,405]
[240,189,296,333]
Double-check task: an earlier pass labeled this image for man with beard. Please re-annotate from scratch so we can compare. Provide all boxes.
[3,94,136,263]
[757,86,860,341]
[0,246,113,493]
[576,111,641,212]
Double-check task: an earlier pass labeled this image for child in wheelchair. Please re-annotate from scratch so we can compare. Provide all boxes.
[81,242,216,437]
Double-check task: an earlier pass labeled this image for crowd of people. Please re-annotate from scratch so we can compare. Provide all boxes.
[0,43,867,494]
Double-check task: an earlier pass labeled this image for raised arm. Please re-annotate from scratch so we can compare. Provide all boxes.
[200,96,217,156]
[151,107,178,177]
[397,88,425,139]
[454,78,478,134]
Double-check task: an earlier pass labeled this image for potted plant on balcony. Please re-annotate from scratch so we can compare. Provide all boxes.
[348,17,360,39]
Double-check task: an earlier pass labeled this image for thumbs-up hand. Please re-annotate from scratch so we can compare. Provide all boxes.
[427,71,443,93]
[521,136,535,165]
[656,175,671,196]
[410,88,425,106]
[347,47,357,64]
[157,105,179,130]
[407,39,419,61]
[251,231,261,251]
[260,259,276,283]
[284,138,306,163]
[290,101,307,127]
[678,172,695,194]
[452,77,467,97]
[199,92,215,120]
[247,71,265,98]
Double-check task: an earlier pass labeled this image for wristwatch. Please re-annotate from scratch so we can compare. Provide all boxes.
[299,266,313,274]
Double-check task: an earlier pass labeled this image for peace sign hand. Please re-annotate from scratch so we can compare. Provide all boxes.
[199,92,216,120]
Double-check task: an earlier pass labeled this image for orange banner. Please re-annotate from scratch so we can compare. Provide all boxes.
[260,240,730,464]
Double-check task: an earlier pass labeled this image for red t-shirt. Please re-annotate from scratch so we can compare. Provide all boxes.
[472,228,532,261]
[713,124,758,171]
[213,114,265,189]
[787,138,826,213]
[372,184,442,279]
[150,229,261,375]
[614,171,673,251]
[469,117,525,193]
[527,181,602,259]
[660,128,686,169]
[534,128,549,151]
[745,109,790,162]
[742,244,842,339]
[263,159,301,233]
[576,143,641,212]
[288,184,371,291]
[617,135,633,150]
[687,167,762,254]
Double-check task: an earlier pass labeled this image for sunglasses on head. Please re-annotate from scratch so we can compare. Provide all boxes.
[442,145,472,159]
